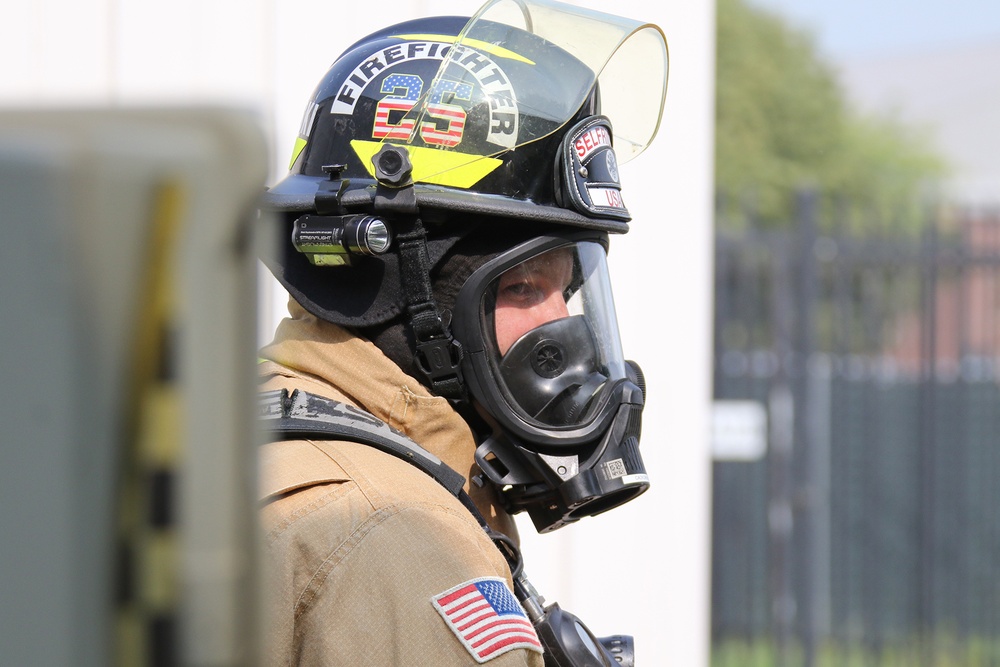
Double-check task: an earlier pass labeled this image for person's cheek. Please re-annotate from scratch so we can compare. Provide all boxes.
[494,307,518,356]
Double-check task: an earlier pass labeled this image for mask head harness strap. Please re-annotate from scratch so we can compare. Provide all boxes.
[370,144,466,401]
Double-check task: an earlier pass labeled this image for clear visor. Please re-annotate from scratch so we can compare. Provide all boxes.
[484,241,627,428]
[390,0,668,177]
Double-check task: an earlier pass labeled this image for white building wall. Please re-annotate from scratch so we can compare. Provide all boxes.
[2,1,715,664]
[526,4,716,665]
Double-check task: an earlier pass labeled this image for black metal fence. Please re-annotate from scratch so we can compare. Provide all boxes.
[711,192,1000,666]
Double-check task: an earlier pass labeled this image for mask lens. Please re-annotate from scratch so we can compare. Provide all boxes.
[485,241,627,428]
[493,246,576,357]
[574,620,602,658]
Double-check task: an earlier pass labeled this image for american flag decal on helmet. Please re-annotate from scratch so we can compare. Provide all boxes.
[432,577,543,663]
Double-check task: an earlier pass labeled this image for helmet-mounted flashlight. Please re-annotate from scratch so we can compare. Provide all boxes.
[291,214,392,267]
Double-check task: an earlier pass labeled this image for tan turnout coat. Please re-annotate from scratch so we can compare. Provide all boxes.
[258,301,544,666]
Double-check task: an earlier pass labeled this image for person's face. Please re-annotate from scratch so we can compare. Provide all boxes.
[494,247,574,356]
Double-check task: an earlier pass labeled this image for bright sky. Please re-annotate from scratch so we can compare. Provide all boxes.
[748,0,1000,61]
[746,0,1000,207]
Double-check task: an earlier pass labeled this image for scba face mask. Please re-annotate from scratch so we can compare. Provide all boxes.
[453,232,650,533]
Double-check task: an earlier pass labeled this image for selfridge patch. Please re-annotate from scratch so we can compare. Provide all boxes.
[573,124,612,162]
[559,115,630,221]
[432,577,543,663]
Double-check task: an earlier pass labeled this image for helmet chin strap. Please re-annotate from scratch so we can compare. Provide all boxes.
[372,144,466,401]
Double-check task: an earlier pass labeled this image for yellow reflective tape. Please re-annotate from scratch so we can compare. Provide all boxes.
[127,183,184,401]
[143,531,178,609]
[394,33,535,64]
[116,610,143,667]
[351,140,502,189]
[116,180,186,666]
[139,386,181,466]
[289,137,308,170]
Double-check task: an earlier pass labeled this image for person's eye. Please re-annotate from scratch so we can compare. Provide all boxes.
[500,280,541,305]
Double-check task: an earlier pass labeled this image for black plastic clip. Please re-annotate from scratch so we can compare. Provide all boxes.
[415,337,465,398]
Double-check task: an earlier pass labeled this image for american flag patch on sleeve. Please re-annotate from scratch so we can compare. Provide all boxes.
[431,576,544,663]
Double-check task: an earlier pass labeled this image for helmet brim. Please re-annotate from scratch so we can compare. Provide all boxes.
[260,173,630,234]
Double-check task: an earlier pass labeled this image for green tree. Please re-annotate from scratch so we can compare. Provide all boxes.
[715,0,947,229]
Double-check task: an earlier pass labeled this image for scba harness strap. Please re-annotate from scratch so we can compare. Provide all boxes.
[258,388,634,667]
[258,388,523,570]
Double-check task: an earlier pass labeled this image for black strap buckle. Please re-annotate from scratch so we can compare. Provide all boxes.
[415,336,464,385]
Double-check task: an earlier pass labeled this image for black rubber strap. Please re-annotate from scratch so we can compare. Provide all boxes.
[395,220,465,400]
[370,175,465,401]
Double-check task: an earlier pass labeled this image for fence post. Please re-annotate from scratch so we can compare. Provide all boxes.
[917,210,940,665]
[769,243,796,667]
[792,188,828,667]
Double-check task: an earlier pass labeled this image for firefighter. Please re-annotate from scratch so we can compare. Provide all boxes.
[258,2,667,663]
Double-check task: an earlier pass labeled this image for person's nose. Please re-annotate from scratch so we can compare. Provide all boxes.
[532,290,569,327]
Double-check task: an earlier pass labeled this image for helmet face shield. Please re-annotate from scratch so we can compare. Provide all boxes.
[446,0,669,162]
[346,0,669,184]
[484,241,628,431]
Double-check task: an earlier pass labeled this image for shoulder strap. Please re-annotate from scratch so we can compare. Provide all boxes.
[260,388,467,496]
[258,388,523,574]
